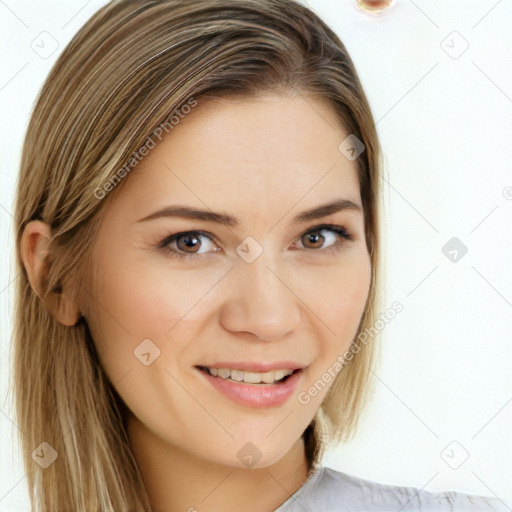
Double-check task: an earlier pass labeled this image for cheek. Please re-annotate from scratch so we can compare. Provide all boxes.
[85,265,201,421]
[297,257,371,410]
[86,256,225,374]
[84,260,166,379]
[304,250,371,345]
[90,254,192,339]
[295,252,371,407]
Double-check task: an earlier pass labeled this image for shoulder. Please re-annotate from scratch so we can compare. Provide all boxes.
[274,465,512,512]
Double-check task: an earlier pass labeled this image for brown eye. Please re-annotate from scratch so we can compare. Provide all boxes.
[162,231,219,257]
[298,226,352,251]
[302,231,325,249]
[176,233,202,253]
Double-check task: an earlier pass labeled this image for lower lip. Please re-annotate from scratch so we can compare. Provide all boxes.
[197,367,303,408]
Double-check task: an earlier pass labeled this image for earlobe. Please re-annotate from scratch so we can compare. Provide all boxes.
[20,220,82,326]
[53,289,82,326]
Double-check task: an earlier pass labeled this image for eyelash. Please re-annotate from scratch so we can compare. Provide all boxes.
[158,224,354,262]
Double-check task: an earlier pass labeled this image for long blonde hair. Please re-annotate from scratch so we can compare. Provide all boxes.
[10,0,383,509]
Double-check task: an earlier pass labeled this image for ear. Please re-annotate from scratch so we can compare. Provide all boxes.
[20,220,82,326]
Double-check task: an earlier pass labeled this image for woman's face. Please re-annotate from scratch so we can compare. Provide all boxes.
[84,93,371,469]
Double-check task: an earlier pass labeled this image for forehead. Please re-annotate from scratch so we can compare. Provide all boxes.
[109,94,361,224]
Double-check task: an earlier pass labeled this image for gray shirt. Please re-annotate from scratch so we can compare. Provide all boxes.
[273,465,512,511]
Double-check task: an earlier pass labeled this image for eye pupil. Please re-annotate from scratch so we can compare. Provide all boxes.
[303,231,324,248]
[178,234,200,252]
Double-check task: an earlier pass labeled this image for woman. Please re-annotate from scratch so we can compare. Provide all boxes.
[12,0,510,510]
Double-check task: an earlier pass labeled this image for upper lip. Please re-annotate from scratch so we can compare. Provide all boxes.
[197,361,305,373]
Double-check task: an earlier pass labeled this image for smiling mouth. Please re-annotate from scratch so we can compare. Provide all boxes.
[196,366,301,385]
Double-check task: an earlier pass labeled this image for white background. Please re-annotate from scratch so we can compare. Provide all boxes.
[1,0,511,509]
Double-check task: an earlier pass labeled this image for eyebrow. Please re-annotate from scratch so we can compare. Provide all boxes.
[136,198,362,227]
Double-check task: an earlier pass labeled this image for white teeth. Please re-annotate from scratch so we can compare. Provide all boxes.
[230,369,244,382]
[273,369,290,381]
[244,371,262,384]
[217,368,230,379]
[260,371,275,384]
[205,367,294,384]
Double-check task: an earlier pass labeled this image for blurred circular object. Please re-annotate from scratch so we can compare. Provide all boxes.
[356,0,394,13]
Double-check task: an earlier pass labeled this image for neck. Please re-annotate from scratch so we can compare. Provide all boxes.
[127,414,310,512]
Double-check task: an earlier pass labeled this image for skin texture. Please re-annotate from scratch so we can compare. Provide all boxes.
[21,94,371,512]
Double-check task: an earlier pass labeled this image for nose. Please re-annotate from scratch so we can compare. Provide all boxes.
[219,254,302,341]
